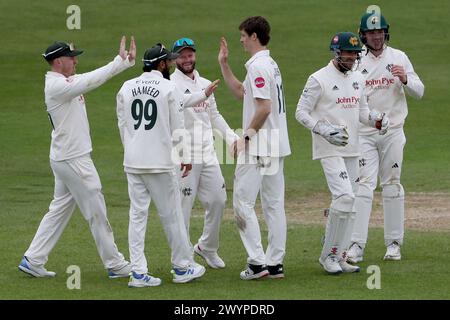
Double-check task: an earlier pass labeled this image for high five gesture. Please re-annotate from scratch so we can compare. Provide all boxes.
[119,36,136,63]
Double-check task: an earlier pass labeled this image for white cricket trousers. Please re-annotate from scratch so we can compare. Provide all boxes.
[351,128,406,247]
[233,156,286,266]
[320,156,359,260]
[180,163,226,252]
[24,155,127,270]
[127,171,193,274]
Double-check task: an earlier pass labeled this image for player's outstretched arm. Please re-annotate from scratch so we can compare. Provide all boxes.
[182,79,220,108]
[50,36,136,101]
[230,98,271,158]
[208,94,240,147]
[218,37,244,100]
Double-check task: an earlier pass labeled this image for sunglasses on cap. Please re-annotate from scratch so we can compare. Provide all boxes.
[172,37,196,53]
[142,43,179,66]
[42,41,83,61]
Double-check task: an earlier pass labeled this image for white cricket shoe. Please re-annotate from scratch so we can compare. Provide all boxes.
[128,272,162,288]
[171,263,206,284]
[18,256,56,278]
[347,242,364,264]
[108,262,132,278]
[240,264,269,280]
[384,242,401,261]
[194,243,225,269]
[339,259,360,273]
[319,255,343,274]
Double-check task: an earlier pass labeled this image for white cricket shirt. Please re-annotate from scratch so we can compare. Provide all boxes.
[171,68,239,163]
[358,46,424,135]
[243,50,291,157]
[117,71,186,172]
[45,55,134,161]
[295,61,370,160]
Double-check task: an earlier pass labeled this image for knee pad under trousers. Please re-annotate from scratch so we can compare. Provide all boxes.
[331,194,355,213]
[382,183,404,199]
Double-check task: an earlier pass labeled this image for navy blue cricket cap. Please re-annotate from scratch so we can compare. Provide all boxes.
[172,37,196,53]
[42,41,83,61]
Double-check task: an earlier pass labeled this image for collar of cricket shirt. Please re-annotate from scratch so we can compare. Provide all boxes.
[173,67,199,83]
[146,70,164,78]
[245,49,270,69]
[365,45,388,60]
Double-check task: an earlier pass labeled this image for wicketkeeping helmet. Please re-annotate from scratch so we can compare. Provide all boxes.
[358,12,390,44]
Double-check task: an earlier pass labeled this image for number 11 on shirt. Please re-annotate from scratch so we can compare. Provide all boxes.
[276,83,286,114]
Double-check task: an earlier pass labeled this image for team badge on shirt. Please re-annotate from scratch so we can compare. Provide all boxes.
[386,64,393,72]
[254,77,265,88]
[352,82,359,90]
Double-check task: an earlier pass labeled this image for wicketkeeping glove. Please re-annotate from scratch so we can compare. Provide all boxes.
[368,110,389,135]
[313,120,349,146]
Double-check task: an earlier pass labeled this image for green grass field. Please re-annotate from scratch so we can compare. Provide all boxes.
[0,0,449,300]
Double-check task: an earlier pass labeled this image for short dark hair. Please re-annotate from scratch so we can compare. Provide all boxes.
[239,16,271,46]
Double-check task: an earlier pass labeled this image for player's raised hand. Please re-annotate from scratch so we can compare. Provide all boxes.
[205,79,220,97]
[218,37,229,65]
[128,36,136,62]
[391,65,407,84]
[119,36,127,60]
[119,36,136,62]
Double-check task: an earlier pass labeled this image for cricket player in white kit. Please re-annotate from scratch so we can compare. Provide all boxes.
[171,37,239,269]
[19,37,136,279]
[296,32,389,274]
[117,43,207,287]
[219,16,291,280]
[347,10,424,263]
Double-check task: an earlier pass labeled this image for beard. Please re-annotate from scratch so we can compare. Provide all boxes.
[338,60,354,72]
[162,65,171,80]
[177,61,195,75]
[335,53,359,73]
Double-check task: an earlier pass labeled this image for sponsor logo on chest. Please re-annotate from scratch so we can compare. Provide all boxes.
[363,62,396,90]
[336,96,359,109]
[365,77,395,88]
[193,100,209,113]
